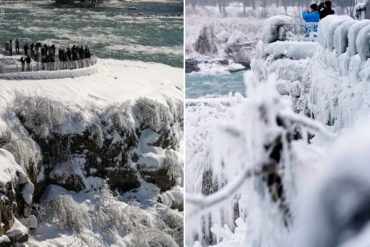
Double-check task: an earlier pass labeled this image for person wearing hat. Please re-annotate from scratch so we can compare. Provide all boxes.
[319,1,335,19]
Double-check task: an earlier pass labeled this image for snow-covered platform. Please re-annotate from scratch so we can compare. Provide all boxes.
[0,58,183,108]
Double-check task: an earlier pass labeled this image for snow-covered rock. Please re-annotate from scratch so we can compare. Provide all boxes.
[0,58,183,246]
[6,219,28,244]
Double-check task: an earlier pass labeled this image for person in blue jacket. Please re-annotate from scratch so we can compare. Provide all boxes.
[302,3,320,37]
[302,3,320,23]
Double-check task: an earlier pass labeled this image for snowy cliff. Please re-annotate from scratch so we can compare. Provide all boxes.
[0,59,184,246]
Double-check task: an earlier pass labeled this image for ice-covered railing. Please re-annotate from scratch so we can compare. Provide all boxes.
[0,56,97,74]
[262,16,318,43]
[318,15,370,61]
[278,22,318,41]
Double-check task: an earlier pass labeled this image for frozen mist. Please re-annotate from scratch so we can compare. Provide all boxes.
[185,3,370,247]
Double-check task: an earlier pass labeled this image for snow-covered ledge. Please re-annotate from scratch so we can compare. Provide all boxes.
[0,57,98,80]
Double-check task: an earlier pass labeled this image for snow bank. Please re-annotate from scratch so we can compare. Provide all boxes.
[33,183,183,247]
[0,59,183,108]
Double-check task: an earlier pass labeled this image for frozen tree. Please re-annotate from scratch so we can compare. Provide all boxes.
[186,73,334,246]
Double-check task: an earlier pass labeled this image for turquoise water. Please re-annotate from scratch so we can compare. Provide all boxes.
[186,71,246,98]
[0,1,183,67]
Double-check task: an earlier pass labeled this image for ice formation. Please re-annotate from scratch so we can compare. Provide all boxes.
[186,13,370,247]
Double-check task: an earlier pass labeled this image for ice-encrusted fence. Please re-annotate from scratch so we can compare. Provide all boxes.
[277,22,318,41]
[262,16,318,43]
[263,15,370,61]
[0,56,97,74]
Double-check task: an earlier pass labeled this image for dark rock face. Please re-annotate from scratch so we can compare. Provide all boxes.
[140,168,177,192]
[105,168,140,193]
[194,26,218,56]
[224,40,254,68]
[0,172,33,237]
[185,59,200,73]
[33,128,140,195]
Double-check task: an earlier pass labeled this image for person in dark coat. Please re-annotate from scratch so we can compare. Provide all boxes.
[41,46,45,57]
[51,44,56,55]
[9,40,13,56]
[30,43,35,56]
[25,55,31,71]
[84,46,91,58]
[72,48,78,61]
[78,46,84,59]
[19,57,25,72]
[43,44,48,55]
[15,39,20,55]
[24,43,29,56]
[319,1,335,19]
[41,56,46,70]
[66,47,71,61]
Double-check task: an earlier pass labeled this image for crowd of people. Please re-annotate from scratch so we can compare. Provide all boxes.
[4,39,93,72]
[302,1,335,23]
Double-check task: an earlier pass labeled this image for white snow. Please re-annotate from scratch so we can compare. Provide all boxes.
[49,156,86,186]
[31,183,182,247]
[160,185,183,208]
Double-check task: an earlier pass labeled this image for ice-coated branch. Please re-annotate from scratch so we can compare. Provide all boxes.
[278,112,336,141]
[186,160,274,217]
